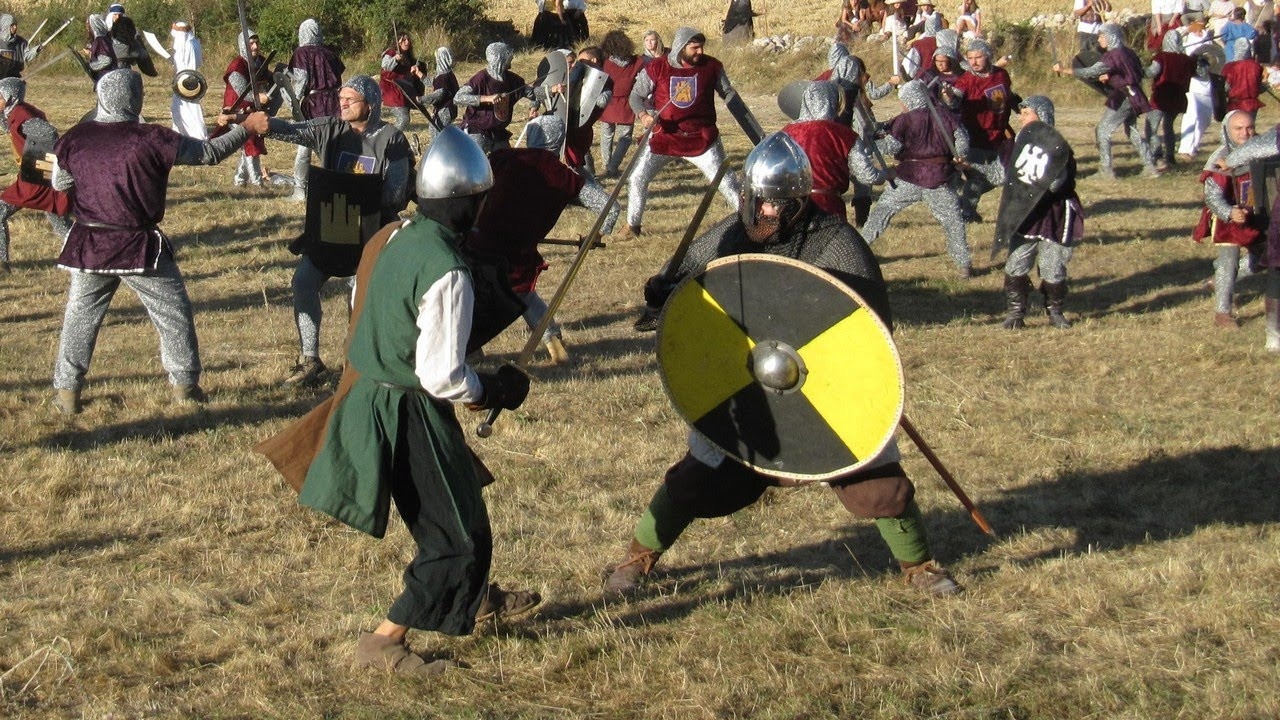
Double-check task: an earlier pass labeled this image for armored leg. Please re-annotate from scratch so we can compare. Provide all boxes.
[54,271,121,391]
[46,212,71,243]
[922,185,972,272]
[625,144,672,229]
[685,140,741,211]
[291,255,330,361]
[0,200,16,265]
[861,181,923,243]
[519,290,562,343]
[959,149,1000,219]
[1096,107,1126,177]
[389,106,410,132]
[603,122,633,175]
[1144,109,1166,161]
[292,146,311,201]
[233,153,249,186]
[1041,278,1071,329]
[1035,239,1073,285]
[1122,112,1157,173]
[246,155,265,186]
[1213,245,1242,318]
[121,256,202,386]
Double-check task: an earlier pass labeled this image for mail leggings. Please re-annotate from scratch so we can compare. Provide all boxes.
[631,444,932,565]
[626,139,741,229]
[1213,244,1263,314]
[53,255,201,391]
[600,122,634,174]
[0,201,71,263]
[1006,238,1074,284]
[1096,104,1155,172]
[862,180,972,270]
[958,146,1005,215]
[291,255,354,360]
[519,290,562,343]
[293,146,312,194]
[388,106,411,131]
[1144,108,1178,162]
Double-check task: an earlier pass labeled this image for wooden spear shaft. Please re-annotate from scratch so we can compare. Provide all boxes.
[899,414,994,535]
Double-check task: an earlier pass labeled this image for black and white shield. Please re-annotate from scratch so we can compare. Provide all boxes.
[534,50,569,116]
[1071,50,1108,97]
[994,121,1071,248]
[299,166,384,277]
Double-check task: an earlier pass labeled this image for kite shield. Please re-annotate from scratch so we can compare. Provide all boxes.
[657,253,904,481]
[993,121,1071,250]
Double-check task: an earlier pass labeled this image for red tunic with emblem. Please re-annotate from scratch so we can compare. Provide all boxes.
[2,103,71,214]
[781,120,858,220]
[1194,168,1265,246]
[468,147,585,293]
[645,57,723,157]
[379,49,417,108]
[1223,59,1264,114]
[223,55,269,157]
[952,68,1013,151]
[601,55,645,124]
[1150,51,1194,114]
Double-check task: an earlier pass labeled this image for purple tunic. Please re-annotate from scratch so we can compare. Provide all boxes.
[887,107,959,189]
[431,71,459,117]
[1101,47,1153,114]
[87,37,118,81]
[460,69,527,139]
[1265,127,1280,267]
[1018,156,1084,246]
[289,45,345,119]
[53,122,182,273]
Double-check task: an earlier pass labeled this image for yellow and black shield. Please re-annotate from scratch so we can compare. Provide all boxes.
[657,254,903,481]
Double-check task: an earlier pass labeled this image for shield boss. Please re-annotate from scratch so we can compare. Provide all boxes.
[657,254,904,481]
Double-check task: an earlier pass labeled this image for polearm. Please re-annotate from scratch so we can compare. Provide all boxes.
[476,101,673,437]
[236,0,263,111]
[541,236,606,248]
[898,415,994,535]
[21,48,69,79]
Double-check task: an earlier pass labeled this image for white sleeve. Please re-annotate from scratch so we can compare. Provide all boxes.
[415,268,485,403]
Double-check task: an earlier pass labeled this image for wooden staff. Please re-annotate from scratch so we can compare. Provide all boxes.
[899,414,994,535]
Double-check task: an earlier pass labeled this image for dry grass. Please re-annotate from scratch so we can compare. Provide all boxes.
[3,32,1280,720]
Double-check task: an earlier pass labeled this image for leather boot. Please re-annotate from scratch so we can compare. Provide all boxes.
[1001,274,1031,330]
[1041,280,1072,329]
[851,196,873,228]
[1266,297,1280,352]
[52,388,82,415]
[603,538,662,596]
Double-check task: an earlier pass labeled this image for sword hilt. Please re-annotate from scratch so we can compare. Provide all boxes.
[476,408,499,438]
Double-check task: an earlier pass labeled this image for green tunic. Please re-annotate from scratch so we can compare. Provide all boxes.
[299,217,480,539]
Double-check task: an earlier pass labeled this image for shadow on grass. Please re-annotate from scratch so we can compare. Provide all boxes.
[0,532,163,576]
[1072,257,1208,315]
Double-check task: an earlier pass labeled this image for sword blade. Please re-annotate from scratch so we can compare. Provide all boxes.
[28,18,50,47]
[21,48,69,79]
[923,77,969,185]
[853,92,897,189]
[35,18,73,53]
[236,0,262,111]
[659,160,731,283]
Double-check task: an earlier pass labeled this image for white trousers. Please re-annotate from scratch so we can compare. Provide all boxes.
[1178,92,1214,156]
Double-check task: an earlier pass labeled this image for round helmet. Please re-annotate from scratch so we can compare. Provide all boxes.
[416,125,494,199]
[739,131,813,241]
[172,69,206,101]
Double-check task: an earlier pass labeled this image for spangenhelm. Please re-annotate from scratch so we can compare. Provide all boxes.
[739,131,813,240]
[416,125,494,199]
[172,69,207,101]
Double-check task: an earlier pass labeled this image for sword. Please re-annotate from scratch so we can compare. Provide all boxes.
[476,100,674,438]
[223,49,277,112]
[891,32,903,78]
[27,18,49,47]
[397,82,443,131]
[899,415,994,536]
[33,18,73,54]
[853,91,896,189]
[236,0,262,111]
[542,236,607,248]
[657,160,732,285]
[21,48,69,79]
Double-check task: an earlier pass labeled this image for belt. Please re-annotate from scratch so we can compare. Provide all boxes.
[901,156,949,164]
[75,219,158,232]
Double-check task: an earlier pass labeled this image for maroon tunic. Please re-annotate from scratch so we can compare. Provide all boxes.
[645,57,723,157]
[886,106,958,189]
[53,122,183,272]
[909,37,938,78]
[1100,46,1152,114]
[782,119,857,219]
[380,49,412,108]
[953,69,1014,151]
[1151,51,1194,114]
[601,56,645,124]
[87,37,117,81]
[1223,59,1264,114]
[223,56,269,157]
[468,148,584,293]
[460,69,528,140]
[431,71,459,117]
[2,103,72,215]
[1196,168,1265,246]
[289,45,345,119]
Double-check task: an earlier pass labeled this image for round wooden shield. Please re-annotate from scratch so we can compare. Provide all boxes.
[657,254,904,481]
[1071,51,1108,97]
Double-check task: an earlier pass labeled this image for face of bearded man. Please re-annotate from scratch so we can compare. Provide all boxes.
[680,41,705,66]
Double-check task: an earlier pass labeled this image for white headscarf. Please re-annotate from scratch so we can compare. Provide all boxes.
[171,23,201,73]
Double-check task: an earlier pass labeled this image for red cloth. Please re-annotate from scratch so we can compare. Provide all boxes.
[379,49,414,108]
[1150,51,1194,114]
[223,56,268,156]
[1147,14,1182,50]
[952,68,1014,150]
[1194,168,1264,246]
[601,56,645,124]
[1223,59,1264,113]
[2,102,71,214]
[645,57,723,157]
[781,120,858,219]
[909,37,938,78]
[468,148,584,293]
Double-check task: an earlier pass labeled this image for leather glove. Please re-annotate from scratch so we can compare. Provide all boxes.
[474,364,530,411]
[643,274,678,309]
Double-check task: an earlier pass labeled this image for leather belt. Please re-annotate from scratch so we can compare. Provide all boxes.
[75,219,157,232]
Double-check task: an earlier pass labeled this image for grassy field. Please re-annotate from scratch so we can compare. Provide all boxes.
[3,14,1280,719]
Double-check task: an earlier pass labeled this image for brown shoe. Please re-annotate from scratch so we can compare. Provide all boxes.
[603,539,662,596]
[1214,312,1240,330]
[545,335,570,365]
[617,224,642,240]
[475,582,542,622]
[355,632,455,675]
[52,388,82,415]
[282,356,327,387]
[172,384,208,405]
[903,560,961,596]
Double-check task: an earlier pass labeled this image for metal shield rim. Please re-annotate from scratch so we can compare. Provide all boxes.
[655,253,906,482]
